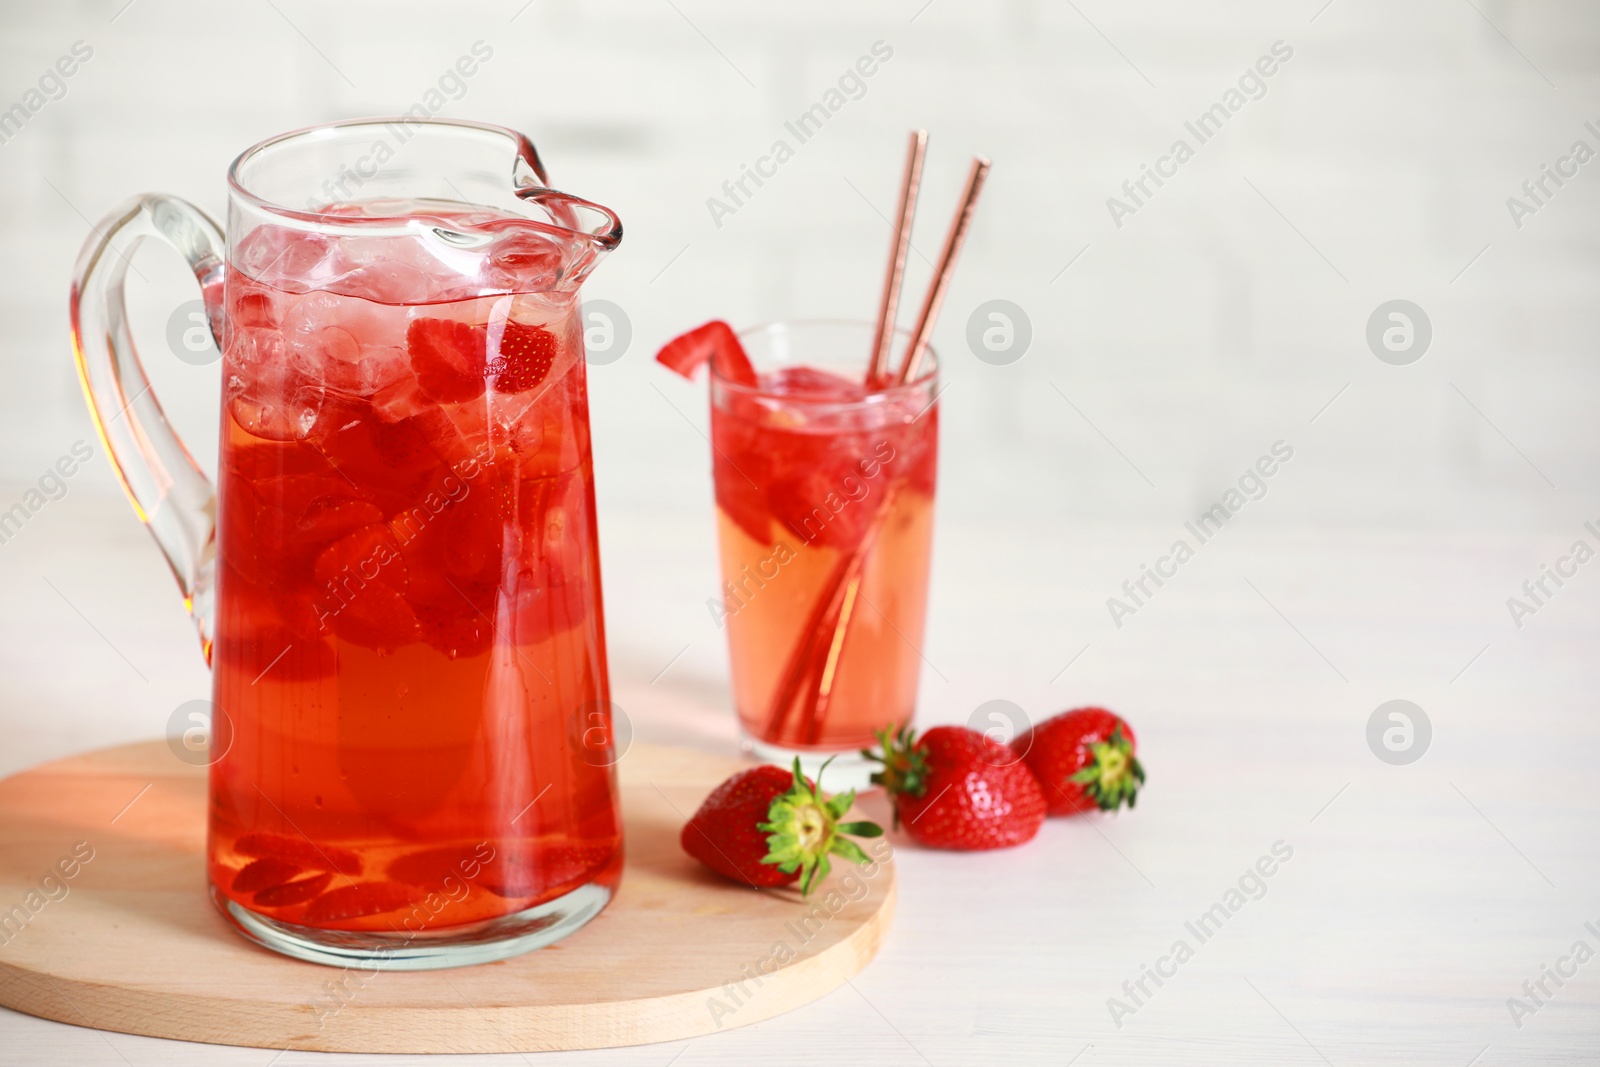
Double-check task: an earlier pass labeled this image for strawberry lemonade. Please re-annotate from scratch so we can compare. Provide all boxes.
[209,203,621,943]
[705,322,939,757]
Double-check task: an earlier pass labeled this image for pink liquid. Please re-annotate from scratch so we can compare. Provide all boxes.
[711,366,938,751]
[209,205,621,934]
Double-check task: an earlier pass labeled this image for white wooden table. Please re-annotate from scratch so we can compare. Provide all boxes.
[1,493,1594,1066]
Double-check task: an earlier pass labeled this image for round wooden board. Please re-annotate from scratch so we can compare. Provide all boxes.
[0,741,895,1053]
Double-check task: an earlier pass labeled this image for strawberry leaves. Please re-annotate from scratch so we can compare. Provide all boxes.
[1066,724,1145,811]
[863,723,930,828]
[758,758,882,897]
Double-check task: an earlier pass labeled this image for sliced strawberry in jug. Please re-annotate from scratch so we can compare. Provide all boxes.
[408,317,488,403]
[490,321,559,394]
[313,524,409,594]
[388,845,489,888]
[234,831,362,876]
[479,839,617,901]
[231,857,303,894]
[254,872,333,908]
[303,881,419,924]
[312,524,418,649]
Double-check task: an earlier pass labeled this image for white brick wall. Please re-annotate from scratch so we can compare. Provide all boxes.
[1,0,1594,536]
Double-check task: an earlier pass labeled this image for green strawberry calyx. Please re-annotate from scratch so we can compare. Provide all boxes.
[860,723,930,829]
[760,758,883,896]
[1068,724,1145,811]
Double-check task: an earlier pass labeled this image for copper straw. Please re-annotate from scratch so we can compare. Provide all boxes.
[761,486,897,744]
[794,482,900,744]
[866,130,928,388]
[894,155,991,385]
[764,153,991,747]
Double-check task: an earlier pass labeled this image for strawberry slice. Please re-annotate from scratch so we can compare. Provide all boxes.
[312,524,409,594]
[479,840,618,900]
[387,845,487,888]
[231,857,303,894]
[234,831,362,876]
[655,320,757,386]
[302,881,418,923]
[293,497,384,545]
[407,318,487,403]
[312,524,418,650]
[489,321,559,393]
[254,872,332,907]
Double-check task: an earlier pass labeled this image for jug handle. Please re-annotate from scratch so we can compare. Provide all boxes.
[69,194,225,662]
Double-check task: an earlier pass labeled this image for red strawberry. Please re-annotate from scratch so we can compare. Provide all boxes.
[490,321,559,393]
[407,317,487,403]
[865,725,1046,851]
[1014,707,1144,816]
[680,759,882,895]
[655,320,758,386]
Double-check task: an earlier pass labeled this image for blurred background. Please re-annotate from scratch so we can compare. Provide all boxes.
[1,0,1597,784]
[4,3,1600,1063]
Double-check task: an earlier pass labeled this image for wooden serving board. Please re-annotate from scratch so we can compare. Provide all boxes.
[0,741,895,1053]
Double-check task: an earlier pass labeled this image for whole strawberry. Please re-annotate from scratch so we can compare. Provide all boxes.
[680,759,882,895]
[865,725,1045,851]
[1014,707,1144,816]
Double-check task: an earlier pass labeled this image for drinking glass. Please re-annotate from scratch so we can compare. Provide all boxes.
[708,320,939,784]
[69,118,625,968]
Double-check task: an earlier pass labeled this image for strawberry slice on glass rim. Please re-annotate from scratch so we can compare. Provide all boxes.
[655,320,757,386]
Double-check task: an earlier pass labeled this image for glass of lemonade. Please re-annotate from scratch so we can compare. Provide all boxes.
[708,321,939,784]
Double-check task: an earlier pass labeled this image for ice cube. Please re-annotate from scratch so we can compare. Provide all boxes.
[409,293,512,329]
[508,291,572,327]
[479,229,564,293]
[225,327,326,441]
[358,344,411,396]
[282,290,400,349]
[766,366,867,401]
[287,325,362,395]
[228,388,324,442]
[484,353,586,478]
[277,290,412,401]
[231,286,280,331]
[325,235,389,271]
[235,226,331,289]
[371,373,428,423]
[329,260,433,306]
[438,397,491,461]
[415,405,482,470]
[227,325,284,376]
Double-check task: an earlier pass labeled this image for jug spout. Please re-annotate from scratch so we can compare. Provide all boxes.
[226,118,622,300]
[504,131,622,290]
[510,139,622,251]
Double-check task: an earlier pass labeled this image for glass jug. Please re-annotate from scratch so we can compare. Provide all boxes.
[69,118,624,969]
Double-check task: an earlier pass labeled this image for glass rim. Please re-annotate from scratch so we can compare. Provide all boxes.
[225,116,623,249]
[713,318,939,403]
